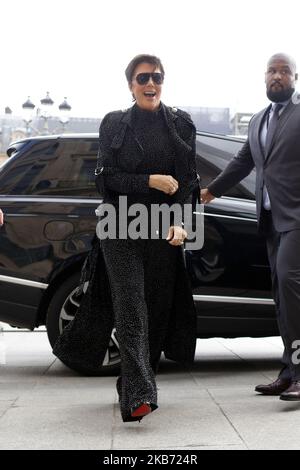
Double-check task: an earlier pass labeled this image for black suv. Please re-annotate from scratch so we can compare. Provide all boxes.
[0,133,277,374]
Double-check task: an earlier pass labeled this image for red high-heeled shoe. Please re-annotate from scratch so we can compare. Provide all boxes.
[131,402,152,419]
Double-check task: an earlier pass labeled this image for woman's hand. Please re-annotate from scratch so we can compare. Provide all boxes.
[149,174,179,195]
[0,209,3,226]
[166,225,187,246]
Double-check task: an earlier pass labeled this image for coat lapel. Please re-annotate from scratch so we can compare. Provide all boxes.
[253,106,270,161]
[119,106,144,155]
[265,99,297,160]
[116,104,195,173]
[162,105,194,154]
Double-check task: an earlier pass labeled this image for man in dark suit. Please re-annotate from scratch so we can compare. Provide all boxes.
[201,53,300,401]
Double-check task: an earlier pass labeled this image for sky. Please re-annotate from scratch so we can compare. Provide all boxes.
[1,0,300,119]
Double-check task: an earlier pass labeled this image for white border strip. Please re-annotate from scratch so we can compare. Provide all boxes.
[0,197,102,204]
[193,295,274,305]
[0,275,48,290]
[203,212,257,223]
[0,276,273,304]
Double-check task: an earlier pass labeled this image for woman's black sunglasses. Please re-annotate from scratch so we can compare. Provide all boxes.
[135,73,164,85]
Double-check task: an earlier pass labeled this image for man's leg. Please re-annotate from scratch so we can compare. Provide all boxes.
[266,226,291,380]
[255,215,291,394]
[276,229,300,381]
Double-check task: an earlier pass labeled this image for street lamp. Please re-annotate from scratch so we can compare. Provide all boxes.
[22,96,35,136]
[40,92,54,134]
[58,97,72,133]
[21,93,72,136]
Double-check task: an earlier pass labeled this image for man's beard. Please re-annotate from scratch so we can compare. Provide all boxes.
[267,85,295,102]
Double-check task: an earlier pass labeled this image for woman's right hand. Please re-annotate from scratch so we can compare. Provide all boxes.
[149,175,179,195]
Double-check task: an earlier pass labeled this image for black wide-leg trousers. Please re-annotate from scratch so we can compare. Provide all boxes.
[265,214,300,381]
[100,237,178,420]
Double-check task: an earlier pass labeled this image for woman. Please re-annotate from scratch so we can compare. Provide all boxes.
[53,54,200,423]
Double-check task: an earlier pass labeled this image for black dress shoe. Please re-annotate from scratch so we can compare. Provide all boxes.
[280,381,300,401]
[255,378,291,395]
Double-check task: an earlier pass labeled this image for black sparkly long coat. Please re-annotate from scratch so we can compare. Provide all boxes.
[53,103,200,374]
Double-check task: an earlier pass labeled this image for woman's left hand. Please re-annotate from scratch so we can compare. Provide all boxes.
[166,225,187,246]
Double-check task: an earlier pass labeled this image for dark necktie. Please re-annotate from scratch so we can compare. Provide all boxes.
[265,103,283,154]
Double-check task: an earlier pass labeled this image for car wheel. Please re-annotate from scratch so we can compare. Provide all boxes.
[46,272,121,375]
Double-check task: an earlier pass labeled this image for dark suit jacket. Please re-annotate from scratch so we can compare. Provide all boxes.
[208,95,300,233]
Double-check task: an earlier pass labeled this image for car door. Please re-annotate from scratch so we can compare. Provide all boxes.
[188,133,275,337]
[0,137,100,328]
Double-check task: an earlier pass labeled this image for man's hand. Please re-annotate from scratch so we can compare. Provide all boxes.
[149,175,179,195]
[166,225,187,246]
[0,209,4,226]
[201,188,215,204]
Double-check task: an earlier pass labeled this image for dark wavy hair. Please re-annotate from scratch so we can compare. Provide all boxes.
[125,54,165,83]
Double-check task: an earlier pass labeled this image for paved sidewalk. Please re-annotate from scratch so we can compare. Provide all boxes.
[0,331,299,450]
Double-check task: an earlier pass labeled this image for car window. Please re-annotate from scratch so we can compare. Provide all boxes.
[0,139,99,197]
[196,134,255,200]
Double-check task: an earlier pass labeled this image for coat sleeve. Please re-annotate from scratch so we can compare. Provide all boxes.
[96,113,150,194]
[175,110,200,196]
[173,111,200,229]
[207,137,255,197]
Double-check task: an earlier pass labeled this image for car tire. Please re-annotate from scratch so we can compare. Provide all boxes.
[46,272,121,376]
